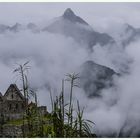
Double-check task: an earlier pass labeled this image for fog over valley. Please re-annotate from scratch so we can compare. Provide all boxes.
[0,3,140,137]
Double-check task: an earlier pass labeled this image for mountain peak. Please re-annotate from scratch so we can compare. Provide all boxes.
[123,23,135,31]
[63,8,76,19]
[62,8,88,25]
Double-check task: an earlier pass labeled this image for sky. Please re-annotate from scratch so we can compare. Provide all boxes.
[0,3,140,30]
[1,2,140,137]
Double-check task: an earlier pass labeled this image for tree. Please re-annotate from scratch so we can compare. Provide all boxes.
[13,61,30,137]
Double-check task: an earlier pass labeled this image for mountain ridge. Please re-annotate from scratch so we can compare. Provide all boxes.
[43,8,115,50]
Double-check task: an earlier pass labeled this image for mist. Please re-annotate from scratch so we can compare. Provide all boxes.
[1,3,140,137]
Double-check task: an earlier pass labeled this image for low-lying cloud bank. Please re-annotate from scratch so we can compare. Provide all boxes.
[0,28,140,137]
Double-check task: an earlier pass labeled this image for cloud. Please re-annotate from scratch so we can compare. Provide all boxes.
[0,3,140,137]
[81,39,140,137]
[0,27,138,137]
[0,3,140,29]
[0,30,89,105]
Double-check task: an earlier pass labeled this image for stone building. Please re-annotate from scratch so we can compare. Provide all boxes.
[28,102,48,116]
[0,84,48,122]
[0,84,26,121]
[38,106,47,116]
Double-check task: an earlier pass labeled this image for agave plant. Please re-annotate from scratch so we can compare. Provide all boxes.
[75,100,95,137]
[13,61,31,137]
[47,73,95,138]
[65,73,80,125]
[13,62,96,138]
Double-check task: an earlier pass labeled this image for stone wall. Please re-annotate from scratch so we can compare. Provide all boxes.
[1,124,23,137]
[0,123,31,138]
[4,113,23,121]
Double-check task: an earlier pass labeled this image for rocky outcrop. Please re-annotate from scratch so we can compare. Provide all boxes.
[79,60,117,97]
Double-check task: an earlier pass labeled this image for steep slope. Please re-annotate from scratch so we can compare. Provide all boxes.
[0,23,40,33]
[43,8,115,50]
[110,23,140,47]
[27,23,40,33]
[9,23,23,32]
[0,24,10,33]
[79,60,116,97]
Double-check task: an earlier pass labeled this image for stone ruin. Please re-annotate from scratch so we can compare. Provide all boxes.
[0,84,47,122]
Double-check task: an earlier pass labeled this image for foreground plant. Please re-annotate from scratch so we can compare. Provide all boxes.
[13,61,31,137]
[13,61,96,138]
[47,73,96,138]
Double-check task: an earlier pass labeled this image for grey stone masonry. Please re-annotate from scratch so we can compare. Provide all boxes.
[0,84,26,121]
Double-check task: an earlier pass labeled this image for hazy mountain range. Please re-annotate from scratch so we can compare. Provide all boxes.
[0,8,137,97]
[1,8,139,48]
[1,5,140,137]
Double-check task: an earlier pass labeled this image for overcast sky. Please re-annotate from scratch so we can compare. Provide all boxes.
[0,3,140,30]
[1,3,140,136]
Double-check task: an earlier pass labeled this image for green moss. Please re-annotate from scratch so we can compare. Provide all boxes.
[6,119,26,125]
[5,115,50,126]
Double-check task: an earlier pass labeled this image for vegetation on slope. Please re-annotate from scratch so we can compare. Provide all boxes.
[0,61,96,138]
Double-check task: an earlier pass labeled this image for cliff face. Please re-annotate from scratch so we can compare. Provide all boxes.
[79,60,116,97]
